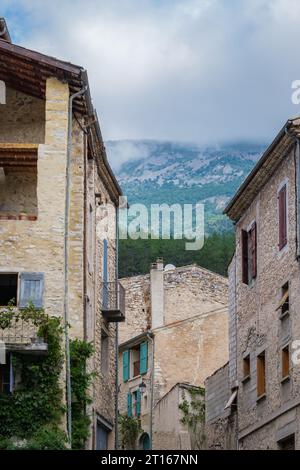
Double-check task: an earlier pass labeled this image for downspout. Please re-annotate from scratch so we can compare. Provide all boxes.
[64,85,87,447]
[115,206,119,449]
[147,331,154,449]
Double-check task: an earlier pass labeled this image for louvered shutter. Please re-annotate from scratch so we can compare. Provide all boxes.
[127,393,132,417]
[242,230,249,284]
[123,350,130,382]
[250,222,257,279]
[279,185,287,250]
[19,273,44,308]
[140,342,148,375]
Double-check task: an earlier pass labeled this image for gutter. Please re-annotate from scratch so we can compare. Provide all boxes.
[295,138,300,259]
[115,207,119,449]
[64,85,88,447]
[147,332,155,450]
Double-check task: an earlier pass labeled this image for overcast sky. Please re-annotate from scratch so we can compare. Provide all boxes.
[2,0,300,148]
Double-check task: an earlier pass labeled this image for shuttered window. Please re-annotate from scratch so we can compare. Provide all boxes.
[257,351,266,398]
[123,350,130,382]
[140,342,148,375]
[136,390,141,417]
[127,393,132,417]
[250,222,257,279]
[279,185,287,250]
[19,273,44,309]
[242,230,249,284]
[282,345,290,379]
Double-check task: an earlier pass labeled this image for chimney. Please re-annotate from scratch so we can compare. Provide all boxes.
[150,258,164,329]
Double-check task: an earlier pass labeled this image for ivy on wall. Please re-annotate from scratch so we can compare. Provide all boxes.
[0,303,94,450]
[179,387,206,450]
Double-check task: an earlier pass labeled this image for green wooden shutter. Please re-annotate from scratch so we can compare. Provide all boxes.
[140,342,148,375]
[127,393,132,417]
[136,390,141,417]
[123,350,130,382]
[19,273,45,309]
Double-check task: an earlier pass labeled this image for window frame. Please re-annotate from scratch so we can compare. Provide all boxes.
[281,344,290,382]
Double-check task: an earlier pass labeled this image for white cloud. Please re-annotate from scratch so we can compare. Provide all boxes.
[2,0,300,148]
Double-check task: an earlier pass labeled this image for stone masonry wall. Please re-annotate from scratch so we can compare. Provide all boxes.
[0,87,45,143]
[234,145,300,449]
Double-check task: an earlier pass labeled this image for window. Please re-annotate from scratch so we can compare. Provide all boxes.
[277,282,289,317]
[131,345,141,378]
[241,222,257,285]
[257,351,266,399]
[101,330,109,377]
[278,435,295,450]
[278,184,288,250]
[102,239,109,309]
[282,345,290,380]
[243,354,251,381]
[0,274,18,306]
[133,390,141,417]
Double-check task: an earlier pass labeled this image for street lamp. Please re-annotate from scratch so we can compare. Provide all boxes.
[139,381,147,395]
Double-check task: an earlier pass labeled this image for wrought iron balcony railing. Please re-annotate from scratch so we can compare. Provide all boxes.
[101,281,125,322]
[0,317,47,354]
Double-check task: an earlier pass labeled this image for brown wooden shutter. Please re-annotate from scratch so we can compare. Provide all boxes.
[257,352,266,397]
[242,230,249,284]
[279,185,287,250]
[250,222,257,279]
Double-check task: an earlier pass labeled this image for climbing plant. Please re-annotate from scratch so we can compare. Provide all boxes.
[0,302,67,450]
[0,303,96,450]
[70,338,95,450]
[179,387,206,450]
[119,414,143,450]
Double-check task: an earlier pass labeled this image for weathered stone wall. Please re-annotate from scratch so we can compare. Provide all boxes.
[0,78,118,449]
[0,168,37,215]
[0,87,45,143]
[233,145,300,449]
[119,274,151,344]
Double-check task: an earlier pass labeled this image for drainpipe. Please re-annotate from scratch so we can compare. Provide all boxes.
[64,85,87,447]
[115,206,119,449]
[147,331,154,449]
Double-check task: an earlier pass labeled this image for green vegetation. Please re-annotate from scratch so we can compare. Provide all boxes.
[0,303,94,450]
[70,339,95,450]
[179,387,206,450]
[119,231,235,278]
[118,414,143,450]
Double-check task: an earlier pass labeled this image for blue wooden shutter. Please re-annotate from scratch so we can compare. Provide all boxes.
[123,350,130,382]
[136,390,141,417]
[19,273,45,309]
[102,239,109,308]
[127,393,132,417]
[140,342,148,375]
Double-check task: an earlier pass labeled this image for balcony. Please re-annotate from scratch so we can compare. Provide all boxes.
[0,316,48,355]
[101,281,125,322]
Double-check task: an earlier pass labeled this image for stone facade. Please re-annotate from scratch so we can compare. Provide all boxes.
[0,42,121,449]
[118,261,229,450]
[206,119,300,450]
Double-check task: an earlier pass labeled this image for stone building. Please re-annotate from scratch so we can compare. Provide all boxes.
[118,260,229,450]
[0,19,124,449]
[206,118,300,450]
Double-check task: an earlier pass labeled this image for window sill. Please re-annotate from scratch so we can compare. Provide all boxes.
[242,375,251,384]
[281,375,290,384]
[256,393,266,403]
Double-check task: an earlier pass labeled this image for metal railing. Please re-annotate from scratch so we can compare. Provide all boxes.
[101,281,125,319]
[0,317,38,345]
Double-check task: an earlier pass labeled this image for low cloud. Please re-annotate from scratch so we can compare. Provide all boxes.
[2,0,300,154]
